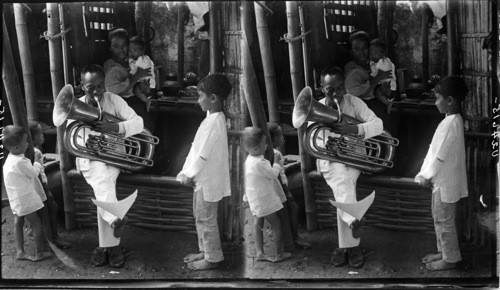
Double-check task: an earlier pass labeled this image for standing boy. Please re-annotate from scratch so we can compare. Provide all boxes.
[177,73,232,270]
[415,75,468,271]
[315,67,383,268]
[75,65,144,268]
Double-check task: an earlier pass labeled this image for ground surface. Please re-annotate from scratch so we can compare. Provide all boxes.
[1,205,243,283]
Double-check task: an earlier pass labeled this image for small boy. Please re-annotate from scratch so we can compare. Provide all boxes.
[177,73,232,270]
[28,121,70,249]
[3,125,51,261]
[369,38,396,114]
[267,122,311,250]
[415,75,468,271]
[243,127,292,262]
[128,36,155,111]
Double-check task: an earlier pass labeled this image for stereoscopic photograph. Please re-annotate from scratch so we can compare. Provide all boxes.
[1,1,498,288]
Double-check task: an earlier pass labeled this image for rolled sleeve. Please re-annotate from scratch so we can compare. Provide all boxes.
[111,94,144,137]
[351,97,383,139]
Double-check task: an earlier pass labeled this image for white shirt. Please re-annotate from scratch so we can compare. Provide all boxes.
[3,154,45,216]
[313,95,384,172]
[186,2,209,32]
[415,114,468,203]
[177,112,231,202]
[273,148,288,186]
[72,92,144,171]
[370,57,397,91]
[244,155,286,217]
[129,55,156,89]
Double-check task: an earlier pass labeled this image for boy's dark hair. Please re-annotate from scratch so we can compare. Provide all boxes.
[108,27,129,43]
[2,125,26,150]
[197,73,232,101]
[320,66,344,83]
[28,121,42,137]
[370,38,386,51]
[348,30,370,47]
[243,127,265,151]
[267,122,281,146]
[129,36,145,49]
[81,64,105,80]
[434,75,469,103]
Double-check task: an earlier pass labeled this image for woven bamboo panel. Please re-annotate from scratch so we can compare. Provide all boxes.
[309,171,434,234]
[68,170,196,235]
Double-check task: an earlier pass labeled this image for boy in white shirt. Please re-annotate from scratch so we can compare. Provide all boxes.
[369,38,396,114]
[177,73,232,270]
[415,75,469,271]
[243,127,292,263]
[128,36,155,111]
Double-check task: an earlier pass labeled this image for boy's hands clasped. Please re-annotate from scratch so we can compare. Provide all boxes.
[178,173,195,187]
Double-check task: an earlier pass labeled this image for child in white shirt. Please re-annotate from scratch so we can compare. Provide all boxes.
[243,127,292,263]
[128,36,155,111]
[2,125,51,262]
[177,73,232,270]
[369,38,396,114]
[415,75,468,271]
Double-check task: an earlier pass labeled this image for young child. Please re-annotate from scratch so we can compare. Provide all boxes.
[128,36,155,112]
[28,121,70,249]
[267,122,311,250]
[177,73,232,270]
[369,38,396,114]
[2,125,52,262]
[415,75,468,271]
[243,127,293,263]
[316,66,383,268]
[74,64,144,268]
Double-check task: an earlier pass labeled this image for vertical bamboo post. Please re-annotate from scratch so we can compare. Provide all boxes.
[47,3,76,230]
[210,1,222,73]
[422,4,429,91]
[286,1,317,230]
[14,4,38,122]
[242,1,274,163]
[254,2,279,124]
[58,4,70,85]
[3,13,35,163]
[446,0,460,75]
[298,2,311,87]
[177,5,184,89]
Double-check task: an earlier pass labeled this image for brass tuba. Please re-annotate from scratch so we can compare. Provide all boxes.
[53,84,159,172]
[292,86,399,173]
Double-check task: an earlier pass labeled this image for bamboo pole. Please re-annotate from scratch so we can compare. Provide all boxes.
[242,1,274,163]
[3,13,35,163]
[286,1,317,230]
[422,4,429,91]
[47,3,76,230]
[446,0,460,75]
[58,4,70,85]
[13,4,38,122]
[177,5,184,89]
[209,1,222,73]
[298,2,311,87]
[254,2,279,124]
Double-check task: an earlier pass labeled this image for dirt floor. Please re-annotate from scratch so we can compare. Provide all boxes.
[1,205,244,283]
[243,207,498,284]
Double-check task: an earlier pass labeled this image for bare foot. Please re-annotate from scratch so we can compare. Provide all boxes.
[271,252,292,263]
[255,253,274,262]
[30,251,52,262]
[187,259,218,270]
[426,259,456,271]
[16,252,34,261]
[183,252,204,263]
[422,253,442,263]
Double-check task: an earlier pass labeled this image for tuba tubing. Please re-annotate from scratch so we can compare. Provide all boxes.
[53,84,159,172]
[293,86,399,173]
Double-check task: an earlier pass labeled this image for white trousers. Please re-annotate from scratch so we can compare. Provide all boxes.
[78,158,121,248]
[432,190,461,263]
[319,161,361,248]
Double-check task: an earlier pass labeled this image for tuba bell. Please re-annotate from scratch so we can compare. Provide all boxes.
[53,84,159,172]
[292,86,399,173]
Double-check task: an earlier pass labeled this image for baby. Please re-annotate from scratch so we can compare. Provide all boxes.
[128,36,156,110]
[369,38,396,113]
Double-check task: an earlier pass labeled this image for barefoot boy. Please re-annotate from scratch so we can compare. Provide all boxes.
[415,75,469,271]
[177,73,232,270]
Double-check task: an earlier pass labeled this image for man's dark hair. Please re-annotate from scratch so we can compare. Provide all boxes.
[130,36,145,49]
[80,64,105,80]
[108,27,129,43]
[320,66,344,83]
[2,125,26,150]
[197,73,232,101]
[370,38,386,51]
[434,75,469,103]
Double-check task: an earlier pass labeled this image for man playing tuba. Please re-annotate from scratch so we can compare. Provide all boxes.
[315,66,383,269]
[72,65,144,268]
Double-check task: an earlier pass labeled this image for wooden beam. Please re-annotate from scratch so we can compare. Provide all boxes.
[210,2,222,73]
[447,0,460,75]
[177,5,184,89]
